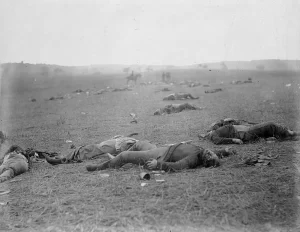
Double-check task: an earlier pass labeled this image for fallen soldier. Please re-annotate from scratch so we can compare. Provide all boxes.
[203,122,299,144]
[205,88,222,94]
[163,93,199,101]
[188,82,201,87]
[154,103,201,115]
[86,142,236,172]
[45,135,157,165]
[231,78,252,85]
[207,118,257,131]
[0,145,37,183]
[94,89,108,95]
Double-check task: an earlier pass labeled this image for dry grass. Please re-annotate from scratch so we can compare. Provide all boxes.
[0,69,300,232]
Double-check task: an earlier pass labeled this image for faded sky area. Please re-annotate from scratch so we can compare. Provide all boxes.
[0,0,299,66]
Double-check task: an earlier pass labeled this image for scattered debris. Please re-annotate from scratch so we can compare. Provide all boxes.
[139,172,150,180]
[0,202,8,206]
[30,98,36,102]
[141,183,148,187]
[203,84,210,87]
[66,140,73,143]
[81,112,86,115]
[243,154,278,166]
[130,113,138,123]
[70,144,76,149]
[285,84,291,87]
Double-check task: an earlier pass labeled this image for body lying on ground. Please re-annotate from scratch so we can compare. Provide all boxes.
[231,78,252,85]
[154,103,201,115]
[204,122,299,144]
[45,135,157,165]
[86,142,236,172]
[163,93,199,101]
[0,145,36,183]
[205,88,222,94]
[207,118,257,132]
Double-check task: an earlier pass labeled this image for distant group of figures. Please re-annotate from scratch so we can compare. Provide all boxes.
[126,71,172,85]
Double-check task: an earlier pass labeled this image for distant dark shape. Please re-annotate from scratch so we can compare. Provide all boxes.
[203,84,210,87]
[231,78,253,85]
[126,71,141,85]
[0,131,6,144]
[73,89,84,93]
[30,98,37,102]
[48,96,64,101]
[155,87,171,92]
[163,93,199,100]
[154,103,202,115]
[112,87,132,92]
[205,88,223,94]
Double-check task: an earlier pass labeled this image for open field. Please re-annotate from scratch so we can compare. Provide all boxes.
[1,69,300,232]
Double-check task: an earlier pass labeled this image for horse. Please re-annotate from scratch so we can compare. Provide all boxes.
[126,72,142,85]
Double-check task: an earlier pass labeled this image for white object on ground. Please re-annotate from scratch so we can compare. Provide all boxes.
[156,179,165,182]
[141,183,148,187]
[66,140,73,143]
[285,84,291,87]
[99,173,110,178]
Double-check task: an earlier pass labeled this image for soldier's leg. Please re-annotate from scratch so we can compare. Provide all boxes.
[247,122,295,140]
[86,147,168,171]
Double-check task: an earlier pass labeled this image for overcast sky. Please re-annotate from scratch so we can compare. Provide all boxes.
[0,0,299,66]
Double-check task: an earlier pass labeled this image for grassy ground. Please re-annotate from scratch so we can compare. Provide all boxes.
[0,69,300,232]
